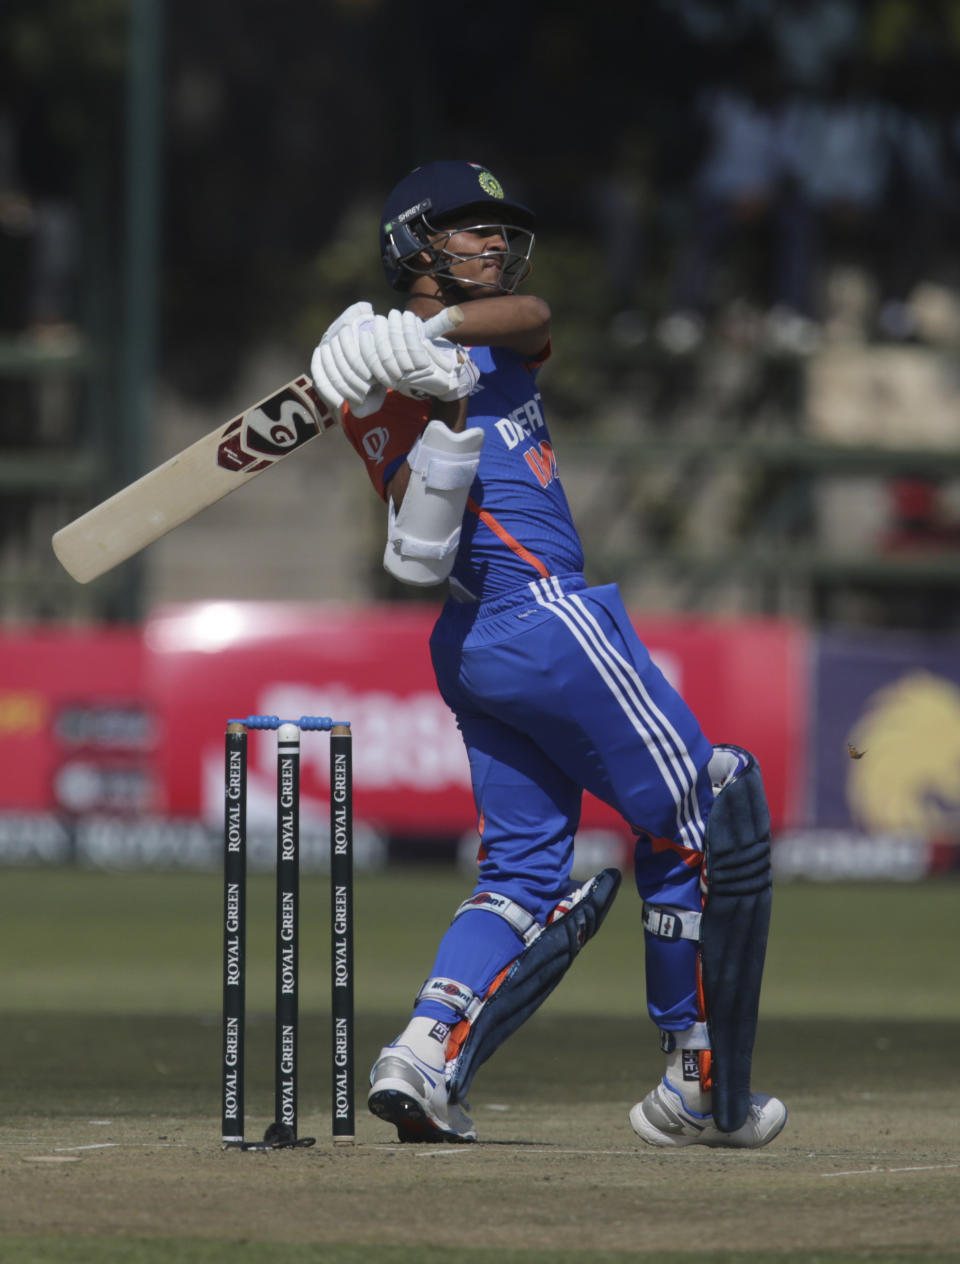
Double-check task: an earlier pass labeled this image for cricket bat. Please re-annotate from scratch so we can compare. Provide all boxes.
[51,306,463,583]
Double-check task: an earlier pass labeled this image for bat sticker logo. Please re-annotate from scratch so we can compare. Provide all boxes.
[216,378,333,472]
[243,397,317,455]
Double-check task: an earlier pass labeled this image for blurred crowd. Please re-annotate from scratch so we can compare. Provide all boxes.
[0,75,79,346]
[2,0,960,361]
[1,0,959,627]
[587,0,960,357]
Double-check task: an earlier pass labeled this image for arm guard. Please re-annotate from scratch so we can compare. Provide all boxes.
[384,419,483,586]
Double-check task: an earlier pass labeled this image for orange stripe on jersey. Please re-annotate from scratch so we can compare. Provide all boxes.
[466,497,550,579]
[523,340,552,372]
[646,832,703,869]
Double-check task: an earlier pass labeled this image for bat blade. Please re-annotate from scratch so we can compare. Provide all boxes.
[52,375,334,583]
[51,305,464,584]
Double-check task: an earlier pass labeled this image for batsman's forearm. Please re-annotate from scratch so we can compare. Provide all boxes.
[433,397,469,433]
[411,294,551,356]
[385,464,410,509]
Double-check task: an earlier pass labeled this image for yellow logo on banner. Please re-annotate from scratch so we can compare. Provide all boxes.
[0,691,47,736]
[846,670,960,837]
[478,170,504,199]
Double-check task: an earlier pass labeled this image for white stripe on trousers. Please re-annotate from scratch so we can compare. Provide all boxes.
[530,577,705,851]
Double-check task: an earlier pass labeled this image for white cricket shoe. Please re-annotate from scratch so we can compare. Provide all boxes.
[630,1077,787,1149]
[368,1046,477,1144]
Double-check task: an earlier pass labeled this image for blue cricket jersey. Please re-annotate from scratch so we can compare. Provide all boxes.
[449,344,584,600]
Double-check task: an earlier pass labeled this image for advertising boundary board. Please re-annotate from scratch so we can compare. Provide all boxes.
[10,604,956,877]
[143,602,803,848]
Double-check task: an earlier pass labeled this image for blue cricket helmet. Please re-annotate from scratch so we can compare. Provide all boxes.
[380,160,536,292]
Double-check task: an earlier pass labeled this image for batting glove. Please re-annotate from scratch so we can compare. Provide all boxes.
[360,309,479,402]
[310,302,387,418]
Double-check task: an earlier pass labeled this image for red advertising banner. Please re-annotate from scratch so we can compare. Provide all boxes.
[144,602,805,841]
[0,605,805,861]
[0,626,150,817]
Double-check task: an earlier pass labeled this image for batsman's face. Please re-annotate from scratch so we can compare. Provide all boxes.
[432,222,510,292]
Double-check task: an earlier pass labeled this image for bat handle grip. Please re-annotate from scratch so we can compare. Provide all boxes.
[423,305,464,338]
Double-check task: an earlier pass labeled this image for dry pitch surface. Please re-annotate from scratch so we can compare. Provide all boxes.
[1,870,958,1261]
[2,1015,958,1260]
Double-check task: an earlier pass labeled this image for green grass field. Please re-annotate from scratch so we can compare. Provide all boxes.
[4,867,957,1019]
[1,867,958,1262]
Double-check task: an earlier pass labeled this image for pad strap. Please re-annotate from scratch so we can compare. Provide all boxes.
[416,888,573,1024]
[642,903,702,942]
[415,977,483,1022]
[386,506,460,560]
[453,891,542,947]
[407,432,481,489]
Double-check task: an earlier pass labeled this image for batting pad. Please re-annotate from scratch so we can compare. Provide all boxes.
[700,746,772,1134]
[446,867,622,1103]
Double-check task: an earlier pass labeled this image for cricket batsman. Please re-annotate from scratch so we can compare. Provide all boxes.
[310,160,787,1148]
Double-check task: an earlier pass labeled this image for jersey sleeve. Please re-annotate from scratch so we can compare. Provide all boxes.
[339,392,430,501]
[525,340,552,372]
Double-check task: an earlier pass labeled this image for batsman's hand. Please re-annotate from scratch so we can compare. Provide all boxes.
[310,302,387,418]
[360,309,480,403]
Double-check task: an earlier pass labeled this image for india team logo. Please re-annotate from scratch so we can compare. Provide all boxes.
[478,169,504,199]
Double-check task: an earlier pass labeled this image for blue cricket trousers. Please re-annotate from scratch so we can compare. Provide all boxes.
[420,574,715,1032]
